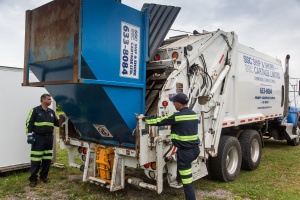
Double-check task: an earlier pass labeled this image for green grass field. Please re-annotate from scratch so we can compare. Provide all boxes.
[1,131,299,199]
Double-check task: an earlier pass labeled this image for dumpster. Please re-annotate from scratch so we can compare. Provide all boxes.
[23,0,148,147]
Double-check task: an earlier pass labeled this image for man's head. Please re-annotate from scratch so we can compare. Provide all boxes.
[40,93,52,107]
[169,93,189,111]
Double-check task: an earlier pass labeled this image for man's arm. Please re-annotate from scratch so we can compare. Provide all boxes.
[25,108,36,134]
[144,113,176,126]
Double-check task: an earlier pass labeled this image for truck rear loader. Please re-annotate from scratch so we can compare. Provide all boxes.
[23,0,300,194]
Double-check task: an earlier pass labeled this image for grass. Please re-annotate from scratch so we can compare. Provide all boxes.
[1,127,299,199]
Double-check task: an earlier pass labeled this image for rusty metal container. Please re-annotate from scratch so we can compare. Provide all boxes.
[23,0,148,148]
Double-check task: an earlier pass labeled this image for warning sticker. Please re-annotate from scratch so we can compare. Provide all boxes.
[93,124,113,138]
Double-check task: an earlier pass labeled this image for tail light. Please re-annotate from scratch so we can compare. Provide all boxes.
[154,54,161,61]
[172,51,179,59]
[150,162,157,170]
[144,163,150,168]
[162,101,168,107]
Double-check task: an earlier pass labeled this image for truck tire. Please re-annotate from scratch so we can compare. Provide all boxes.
[287,137,300,146]
[210,136,242,182]
[239,130,262,170]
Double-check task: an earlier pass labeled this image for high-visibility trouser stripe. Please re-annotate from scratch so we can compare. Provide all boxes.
[179,168,192,176]
[171,134,198,141]
[31,151,44,156]
[179,168,193,184]
[31,150,53,161]
[31,150,43,162]
[25,109,34,133]
[178,168,193,184]
[175,114,198,122]
[182,177,193,184]
[43,150,53,160]
[31,157,42,162]
[42,156,53,160]
[44,150,53,154]
[34,122,54,126]
[145,113,174,124]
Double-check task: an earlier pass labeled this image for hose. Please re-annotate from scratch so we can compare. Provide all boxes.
[163,144,173,158]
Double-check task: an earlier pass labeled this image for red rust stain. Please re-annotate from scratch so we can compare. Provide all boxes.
[30,0,79,62]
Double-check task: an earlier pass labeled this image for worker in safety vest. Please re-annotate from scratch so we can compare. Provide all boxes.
[143,92,200,200]
[26,93,59,188]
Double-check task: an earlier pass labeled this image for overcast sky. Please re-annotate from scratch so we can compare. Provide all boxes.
[1,0,299,78]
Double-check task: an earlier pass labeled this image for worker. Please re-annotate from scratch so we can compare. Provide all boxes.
[143,92,200,200]
[25,93,59,187]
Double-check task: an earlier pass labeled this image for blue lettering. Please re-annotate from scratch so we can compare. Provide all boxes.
[243,55,252,64]
[260,88,272,94]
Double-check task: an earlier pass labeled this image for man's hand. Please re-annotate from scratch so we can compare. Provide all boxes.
[27,133,35,144]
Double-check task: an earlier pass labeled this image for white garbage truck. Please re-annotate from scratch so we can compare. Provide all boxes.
[23,0,299,194]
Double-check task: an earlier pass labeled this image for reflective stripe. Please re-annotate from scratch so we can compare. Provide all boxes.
[175,114,198,122]
[145,113,174,124]
[42,156,52,160]
[25,109,34,133]
[31,151,44,155]
[170,133,198,141]
[179,168,192,176]
[182,177,193,184]
[34,122,54,126]
[31,157,42,162]
[44,150,53,154]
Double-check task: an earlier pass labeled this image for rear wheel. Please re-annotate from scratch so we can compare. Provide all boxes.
[239,130,262,170]
[210,136,242,182]
[287,137,300,146]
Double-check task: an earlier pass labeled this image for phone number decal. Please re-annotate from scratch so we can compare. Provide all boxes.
[120,22,140,79]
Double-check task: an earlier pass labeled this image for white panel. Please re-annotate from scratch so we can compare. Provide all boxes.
[236,44,284,118]
[0,67,49,170]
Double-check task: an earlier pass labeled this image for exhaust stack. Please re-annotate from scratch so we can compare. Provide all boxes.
[283,54,290,117]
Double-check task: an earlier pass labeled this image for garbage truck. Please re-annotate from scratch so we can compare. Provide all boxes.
[23,0,299,194]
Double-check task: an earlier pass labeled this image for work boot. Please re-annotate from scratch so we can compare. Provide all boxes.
[29,181,37,187]
[40,178,49,183]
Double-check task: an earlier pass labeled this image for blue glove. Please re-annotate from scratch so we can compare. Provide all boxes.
[27,133,35,144]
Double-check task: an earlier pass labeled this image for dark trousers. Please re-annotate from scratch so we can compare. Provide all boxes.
[29,134,53,182]
[177,147,200,200]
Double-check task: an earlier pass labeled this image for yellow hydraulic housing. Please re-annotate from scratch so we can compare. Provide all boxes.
[94,147,115,183]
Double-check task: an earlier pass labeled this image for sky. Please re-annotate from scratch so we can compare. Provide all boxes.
[0,0,300,101]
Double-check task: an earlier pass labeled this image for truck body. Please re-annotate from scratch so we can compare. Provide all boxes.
[23,0,299,193]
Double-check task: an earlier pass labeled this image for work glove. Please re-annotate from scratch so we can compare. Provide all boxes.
[27,133,35,144]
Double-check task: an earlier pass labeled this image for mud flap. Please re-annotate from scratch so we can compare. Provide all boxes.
[192,160,208,181]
